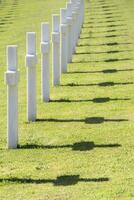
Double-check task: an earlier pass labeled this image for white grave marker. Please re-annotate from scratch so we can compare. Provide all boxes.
[60,8,68,73]
[5,45,19,149]
[26,32,37,121]
[41,23,50,102]
[52,15,60,86]
[66,3,73,63]
[81,0,85,26]
[71,4,77,53]
[76,1,81,42]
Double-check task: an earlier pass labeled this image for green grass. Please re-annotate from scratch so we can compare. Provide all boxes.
[0,0,134,199]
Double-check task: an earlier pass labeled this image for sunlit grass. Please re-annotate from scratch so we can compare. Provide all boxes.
[0,0,134,199]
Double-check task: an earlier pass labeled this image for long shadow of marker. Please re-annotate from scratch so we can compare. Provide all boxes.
[0,175,109,186]
[19,141,121,151]
[61,81,133,87]
[35,117,128,124]
[50,97,130,103]
[68,68,134,74]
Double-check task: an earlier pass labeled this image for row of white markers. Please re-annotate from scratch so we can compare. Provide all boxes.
[5,0,85,149]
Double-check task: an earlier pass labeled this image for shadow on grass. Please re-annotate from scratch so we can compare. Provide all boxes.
[72,58,132,63]
[50,97,130,103]
[0,21,13,26]
[85,5,117,10]
[79,34,128,39]
[61,81,133,87]
[103,12,122,16]
[105,58,131,62]
[74,49,131,55]
[19,141,121,151]
[35,117,128,124]
[91,5,117,9]
[68,68,134,74]
[0,29,5,33]
[85,12,122,18]
[83,24,126,29]
[85,7,121,12]
[89,15,123,20]
[103,9,118,12]
[0,175,109,186]
[4,15,12,19]
[97,12,122,17]
[85,29,127,34]
[77,42,132,47]
[83,19,123,25]
[105,15,121,19]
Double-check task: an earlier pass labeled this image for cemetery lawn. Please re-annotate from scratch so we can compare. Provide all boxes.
[0,0,134,199]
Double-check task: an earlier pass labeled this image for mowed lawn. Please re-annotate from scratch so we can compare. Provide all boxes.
[0,0,134,199]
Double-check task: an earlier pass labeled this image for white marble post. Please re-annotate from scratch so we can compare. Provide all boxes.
[26,32,37,122]
[60,8,68,73]
[79,0,83,33]
[52,15,60,86]
[5,45,19,149]
[73,0,81,45]
[71,10,77,54]
[80,0,83,29]
[70,0,84,46]
[41,23,50,102]
[70,0,77,54]
[66,2,73,63]
[75,4,80,45]
[81,0,84,26]
[76,1,81,40]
